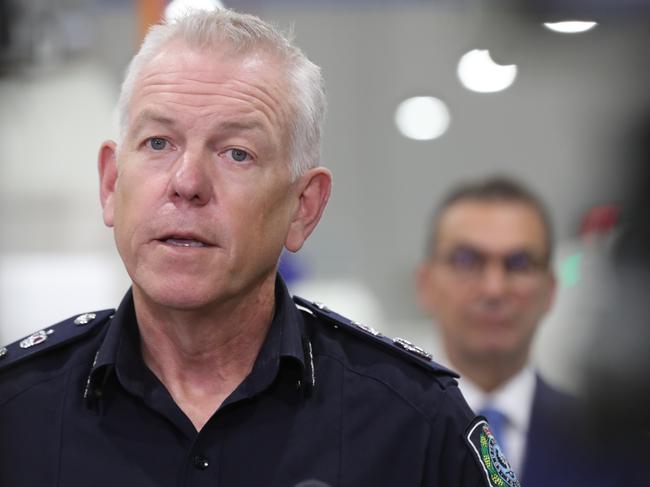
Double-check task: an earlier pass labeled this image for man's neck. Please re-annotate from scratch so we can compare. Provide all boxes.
[132,276,277,432]
[447,349,529,394]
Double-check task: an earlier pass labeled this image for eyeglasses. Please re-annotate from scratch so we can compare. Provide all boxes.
[436,245,549,282]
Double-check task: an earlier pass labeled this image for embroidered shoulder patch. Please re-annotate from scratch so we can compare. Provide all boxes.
[465,418,520,487]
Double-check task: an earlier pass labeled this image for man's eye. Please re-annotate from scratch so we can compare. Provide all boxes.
[448,247,484,271]
[146,137,168,150]
[504,251,535,273]
[228,148,251,163]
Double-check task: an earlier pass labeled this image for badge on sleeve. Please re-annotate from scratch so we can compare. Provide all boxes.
[465,419,520,487]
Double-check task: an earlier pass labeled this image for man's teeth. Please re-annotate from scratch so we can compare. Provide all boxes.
[165,238,206,247]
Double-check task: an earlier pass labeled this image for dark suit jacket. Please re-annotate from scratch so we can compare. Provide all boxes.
[520,376,628,487]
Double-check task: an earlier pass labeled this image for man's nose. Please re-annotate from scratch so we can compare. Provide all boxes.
[170,149,213,206]
[479,262,508,297]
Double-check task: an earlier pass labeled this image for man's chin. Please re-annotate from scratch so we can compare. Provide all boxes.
[468,342,524,363]
[133,280,223,312]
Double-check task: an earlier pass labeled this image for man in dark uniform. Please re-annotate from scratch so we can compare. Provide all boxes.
[0,9,516,486]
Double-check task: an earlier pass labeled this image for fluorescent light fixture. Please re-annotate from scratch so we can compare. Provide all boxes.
[457,49,517,93]
[394,96,450,141]
[165,0,225,22]
[543,21,598,34]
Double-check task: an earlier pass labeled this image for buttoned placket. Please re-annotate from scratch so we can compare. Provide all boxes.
[83,278,311,486]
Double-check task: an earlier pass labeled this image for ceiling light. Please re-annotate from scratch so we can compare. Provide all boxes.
[457,49,517,93]
[165,0,225,22]
[394,96,450,141]
[543,21,598,34]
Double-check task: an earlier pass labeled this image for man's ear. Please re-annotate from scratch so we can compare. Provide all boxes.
[415,262,437,315]
[543,270,558,313]
[98,141,118,228]
[285,167,332,252]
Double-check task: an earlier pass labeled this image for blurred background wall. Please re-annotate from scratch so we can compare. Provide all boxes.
[1,0,649,392]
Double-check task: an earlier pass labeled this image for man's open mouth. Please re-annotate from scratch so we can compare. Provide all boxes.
[160,236,212,248]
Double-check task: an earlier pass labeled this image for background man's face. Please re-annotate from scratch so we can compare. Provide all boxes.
[101,43,299,311]
[418,200,556,366]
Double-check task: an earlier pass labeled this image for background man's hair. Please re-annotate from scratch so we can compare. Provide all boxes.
[425,175,554,262]
[116,8,326,179]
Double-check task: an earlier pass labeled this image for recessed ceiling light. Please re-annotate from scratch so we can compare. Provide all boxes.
[165,0,225,22]
[543,21,598,34]
[394,96,450,141]
[457,49,517,93]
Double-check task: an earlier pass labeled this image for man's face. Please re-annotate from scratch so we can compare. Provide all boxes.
[417,200,556,366]
[99,43,314,311]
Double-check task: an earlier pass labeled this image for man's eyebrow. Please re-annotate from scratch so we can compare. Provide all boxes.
[216,120,266,132]
[130,113,266,134]
[130,110,176,132]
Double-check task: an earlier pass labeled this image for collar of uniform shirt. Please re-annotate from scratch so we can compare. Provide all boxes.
[83,274,310,408]
[227,274,311,402]
[82,290,134,406]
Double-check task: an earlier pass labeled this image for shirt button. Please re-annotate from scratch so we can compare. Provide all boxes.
[193,455,209,470]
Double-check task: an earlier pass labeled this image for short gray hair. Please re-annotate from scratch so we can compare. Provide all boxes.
[116,9,326,179]
[425,175,554,263]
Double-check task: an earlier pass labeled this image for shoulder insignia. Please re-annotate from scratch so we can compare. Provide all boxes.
[292,296,458,377]
[465,418,521,487]
[0,309,114,371]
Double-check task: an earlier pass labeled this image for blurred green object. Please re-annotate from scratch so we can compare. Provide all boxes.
[558,252,582,288]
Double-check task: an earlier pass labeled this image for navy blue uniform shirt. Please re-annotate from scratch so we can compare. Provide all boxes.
[0,277,513,486]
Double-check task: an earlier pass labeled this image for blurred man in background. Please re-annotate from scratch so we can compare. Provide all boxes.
[416,176,608,486]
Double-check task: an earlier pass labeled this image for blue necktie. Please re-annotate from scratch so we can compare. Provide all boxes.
[478,406,508,455]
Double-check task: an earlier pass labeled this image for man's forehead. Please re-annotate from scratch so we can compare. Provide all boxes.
[130,108,266,131]
[140,41,282,81]
[127,43,290,139]
[437,200,548,251]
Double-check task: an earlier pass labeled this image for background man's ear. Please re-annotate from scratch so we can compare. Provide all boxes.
[415,263,437,315]
[285,167,332,252]
[543,271,558,313]
[98,141,118,228]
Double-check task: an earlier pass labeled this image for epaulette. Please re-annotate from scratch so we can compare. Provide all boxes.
[0,309,115,371]
[293,296,459,378]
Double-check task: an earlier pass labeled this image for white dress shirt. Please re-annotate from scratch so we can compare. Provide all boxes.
[456,366,536,476]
